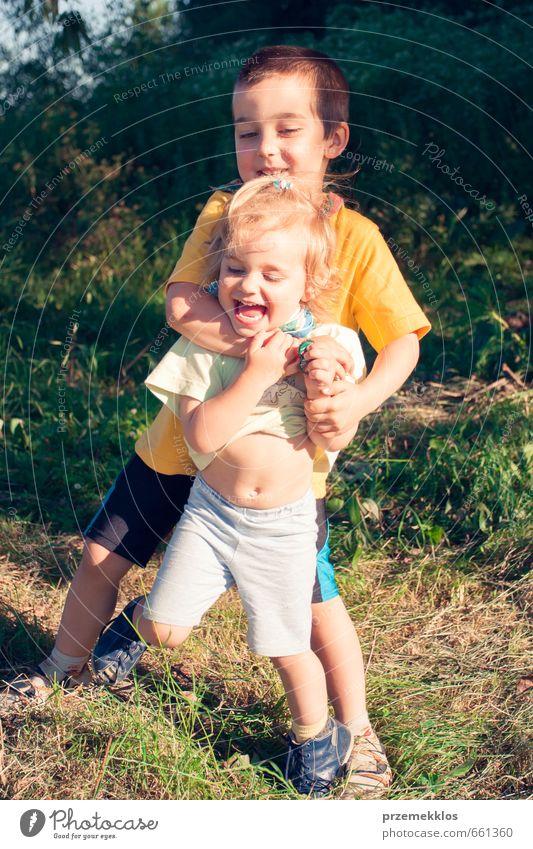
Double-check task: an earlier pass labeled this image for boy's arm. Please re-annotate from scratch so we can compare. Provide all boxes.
[166,283,355,376]
[304,332,420,438]
[166,282,250,357]
[179,330,293,454]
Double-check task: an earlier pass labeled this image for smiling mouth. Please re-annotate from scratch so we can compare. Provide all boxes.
[233,300,267,323]
[258,169,289,178]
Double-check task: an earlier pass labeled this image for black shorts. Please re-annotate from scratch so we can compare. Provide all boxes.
[84,454,193,567]
[84,454,339,602]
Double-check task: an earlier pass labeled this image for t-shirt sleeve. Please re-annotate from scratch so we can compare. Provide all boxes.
[144,339,225,415]
[346,220,431,352]
[164,191,230,293]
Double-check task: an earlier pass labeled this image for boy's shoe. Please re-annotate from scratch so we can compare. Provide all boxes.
[339,728,392,799]
[285,716,353,797]
[1,664,92,705]
[92,597,147,685]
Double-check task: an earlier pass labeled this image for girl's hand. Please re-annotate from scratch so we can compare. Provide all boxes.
[302,349,337,397]
[245,330,295,388]
[299,336,353,381]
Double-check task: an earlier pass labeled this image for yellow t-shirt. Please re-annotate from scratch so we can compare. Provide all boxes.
[136,190,431,496]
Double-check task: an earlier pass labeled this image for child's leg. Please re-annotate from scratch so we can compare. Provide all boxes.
[54,541,132,657]
[271,650,352,797]
[45,458,191,677]
[30,543,132,688]
[2,542,130,698]
[312,500,392,797]
[92,481,236,682]
[271,652,328,727]
[132,601,192,649]
[57,456,192,652]
[312,499,369,731]
[311,596,369,731]
[6,457,193,694]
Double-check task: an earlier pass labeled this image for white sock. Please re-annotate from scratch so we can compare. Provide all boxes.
[346,711,372,737]
[39,648,90,683]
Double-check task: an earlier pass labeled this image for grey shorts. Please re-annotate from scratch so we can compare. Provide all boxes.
[143,475,318,656]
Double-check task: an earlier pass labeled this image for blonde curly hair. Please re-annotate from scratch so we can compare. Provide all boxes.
[203,176,340,322]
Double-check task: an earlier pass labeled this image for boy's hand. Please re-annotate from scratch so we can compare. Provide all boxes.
[245,330,295,388]
[305,333,421,436]
[304,380,367,437]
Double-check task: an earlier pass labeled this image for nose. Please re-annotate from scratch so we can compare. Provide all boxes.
[236,271,261,296]
[257,127,279,161]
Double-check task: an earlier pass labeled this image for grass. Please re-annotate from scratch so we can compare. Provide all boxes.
[0,379,531,801]
[0,222,531,799]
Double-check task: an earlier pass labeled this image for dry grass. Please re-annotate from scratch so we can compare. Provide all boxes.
[0,514,530,800]
[1,378,531,799]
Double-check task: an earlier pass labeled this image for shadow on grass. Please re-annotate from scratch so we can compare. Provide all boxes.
[0,608,54,678]
[112,663,291,794]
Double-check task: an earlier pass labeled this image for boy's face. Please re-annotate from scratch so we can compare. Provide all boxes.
[232,74,347,195]
[218,225,311,338]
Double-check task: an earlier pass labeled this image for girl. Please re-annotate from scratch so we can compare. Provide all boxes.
[93,176,365,796]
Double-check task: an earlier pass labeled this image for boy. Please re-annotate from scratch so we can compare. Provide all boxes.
[6,46,430,799]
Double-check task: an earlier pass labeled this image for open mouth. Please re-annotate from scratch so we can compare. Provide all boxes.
[233,300,267,323]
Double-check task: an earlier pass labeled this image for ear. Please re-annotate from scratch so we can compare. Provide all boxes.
[302,278,318,304]
[324,122,349,160]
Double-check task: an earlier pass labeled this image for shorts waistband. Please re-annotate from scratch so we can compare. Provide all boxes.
[195,474,315,520]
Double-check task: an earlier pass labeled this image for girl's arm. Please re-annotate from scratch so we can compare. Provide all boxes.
[179,331,293,455]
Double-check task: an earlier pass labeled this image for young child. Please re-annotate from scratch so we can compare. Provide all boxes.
[94,176,366,796]
[5,45,430,799]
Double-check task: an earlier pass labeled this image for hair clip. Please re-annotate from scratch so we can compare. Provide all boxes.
[272,178,292,192]
[320,193,335,216]
[206,279,219,296]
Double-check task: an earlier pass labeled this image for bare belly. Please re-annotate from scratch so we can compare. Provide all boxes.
[201,431,315,508]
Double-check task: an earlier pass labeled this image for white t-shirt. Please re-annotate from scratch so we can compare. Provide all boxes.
[145,324,365,471]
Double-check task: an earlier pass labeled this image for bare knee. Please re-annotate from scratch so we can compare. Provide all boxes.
[136,615,191,649]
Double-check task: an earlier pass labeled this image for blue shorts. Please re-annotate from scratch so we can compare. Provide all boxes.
[84,453,339,602]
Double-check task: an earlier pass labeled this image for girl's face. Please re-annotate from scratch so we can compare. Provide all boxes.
[218,225,311,338]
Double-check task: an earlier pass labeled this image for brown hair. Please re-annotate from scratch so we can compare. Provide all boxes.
[204,176,340,322]
[236,45,349,139]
